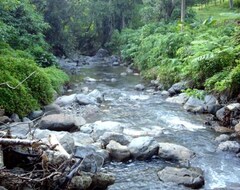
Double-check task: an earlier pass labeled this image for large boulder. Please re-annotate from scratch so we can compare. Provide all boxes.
[88,89,104,103]
[166,93,189,105]
[134,84,145,91]
[183,96,205,113]
[39,114,86,131]
[204,95,221,115]
[76,94,98,106]
[216,107,226,121]
[128,136,159,160]
[95,48,109,58]
[158,166,204,189]
[168,82,187,96]
[55,94,77,106]
[106,140,131,162]
[158,143,195,162]
[91,121,125,141]
[9,122,32,138]
[100,132,132,147]
[217,141,240,153]
[43,104,62,115]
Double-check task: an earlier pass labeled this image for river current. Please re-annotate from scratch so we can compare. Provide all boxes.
[67,62,240,190]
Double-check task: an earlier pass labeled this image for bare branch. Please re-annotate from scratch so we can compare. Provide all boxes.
[0,71,36,89]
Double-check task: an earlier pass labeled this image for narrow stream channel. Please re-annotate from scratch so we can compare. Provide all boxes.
[67,62,240,190]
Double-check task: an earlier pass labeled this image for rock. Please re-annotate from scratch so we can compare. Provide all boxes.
[72,132,94,146]
[39,114,86,131]
[151,80,160,86]
[55,94,77,106]
[22,117,32,123]
[90,173,115,189]
[227,103,240,111]
[112,61,120,66]
[81,105,100,119]
[183,96,205,113]
[204,95,221,114]
[206,104,223,115]
[88,89,104,103]
[106,140,131,162]
[43,104,62,115]
[158,143,195,162]
[58,133,75,154]
[126,67,133,74]
[45,150,69,166]
[166,93,189,105]
[95,48,109,58]
[84,77,97,83]
[168,82,187,95]
[76,94,98,106]
[96,149,110,163]
[100,132,132,147]
[0,109,5,117]
[120,72,127,76]
[27,110,44,120]
[215,134,230,143]
[213,126,234,134]
[10,113,20,122]
[9,122,31,138]
[217,141,240,153]
[69,175,92,190]
[80,124,93,134]
[91,121,124,141]
[0,116,11,124]
[216,107,226,121]
[234,123,240,134]
[161,91,170,97]
[81,86,89,94]
[158,166,204,189]
[134,84,145,91]
[128,136,159,160]
[75,148,104,173]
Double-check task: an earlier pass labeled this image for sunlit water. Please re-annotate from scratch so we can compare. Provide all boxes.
[68,63,240,190]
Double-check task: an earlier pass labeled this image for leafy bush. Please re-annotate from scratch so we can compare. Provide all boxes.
[43,66,69,92]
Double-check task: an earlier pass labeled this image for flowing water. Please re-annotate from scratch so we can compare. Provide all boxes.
[67,62,240,190]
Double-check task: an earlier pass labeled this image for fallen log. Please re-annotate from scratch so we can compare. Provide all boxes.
[0,138,43,147]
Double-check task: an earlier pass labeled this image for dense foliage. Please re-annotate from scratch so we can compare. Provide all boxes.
[0,0,69,116]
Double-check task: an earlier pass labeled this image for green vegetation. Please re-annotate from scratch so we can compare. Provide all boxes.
[0,0,69,116]
[110,1,240,98]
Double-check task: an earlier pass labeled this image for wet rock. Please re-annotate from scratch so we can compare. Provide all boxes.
[95,48,109,58]
[96,149,110,163]
[168,82,187,96]
[43,104,62,115]
[91,121,124,141]
[112,62,120,66]
[106,140,131,162]
[158,166,204,189]
[9,122,30,138]
[55,94,77,106]
[89,173,115,189]
[213,126,234,134]
[88,89,104,103]
[215,134,230,143]
[183,96,205,113]
[128,136,159,160]
[76,94,98,106]
[134,84,145,91]
[216,107,226,121]
[120,72,127,76]
[158,143,195,162]
[100,132,132,147]
[69,175,92,190]
[84,77,97,83]
[72,132,94,146]
[10,113,20,122]
[166,93,189,105]
[27,110,44,120]
[161,91,170,97]
[234,123,240,134]
[39,114,86,131]
[217,141,240,153]
[0,116,11,124]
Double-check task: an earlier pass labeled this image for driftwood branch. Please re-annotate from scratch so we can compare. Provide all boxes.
[0,138,43,147]
[0,71,36,89]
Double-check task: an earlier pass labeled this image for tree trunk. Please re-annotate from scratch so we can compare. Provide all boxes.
[181,0,186,31]
[229,0,234,9]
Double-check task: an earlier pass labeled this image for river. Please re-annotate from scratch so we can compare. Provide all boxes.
[65,60,240,190]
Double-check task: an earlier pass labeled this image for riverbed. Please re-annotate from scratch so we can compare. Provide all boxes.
[65,61,240,190]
